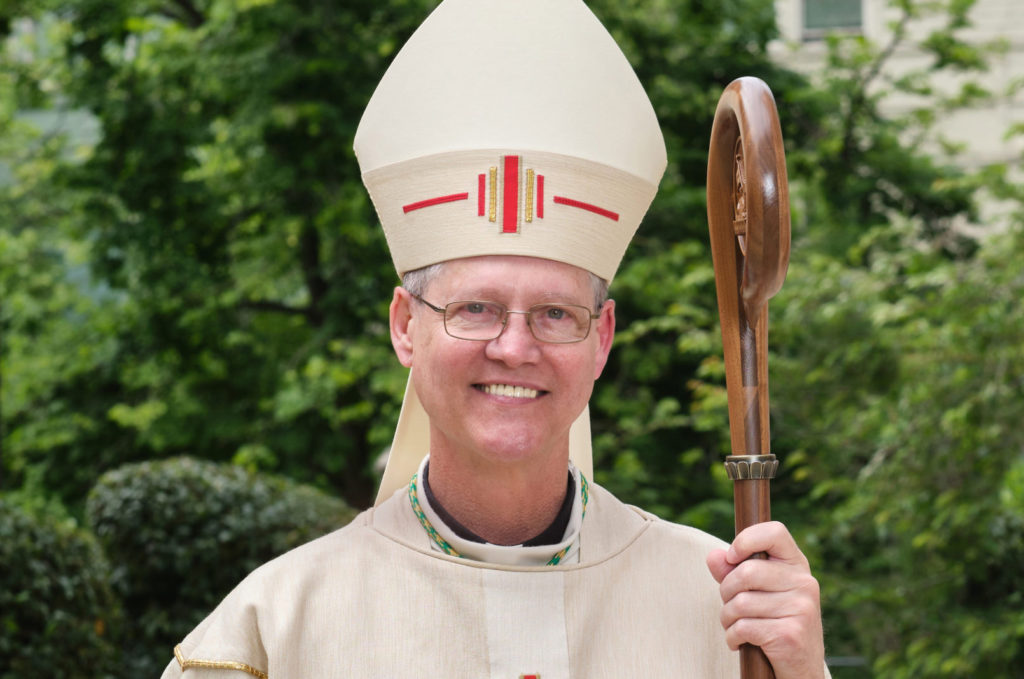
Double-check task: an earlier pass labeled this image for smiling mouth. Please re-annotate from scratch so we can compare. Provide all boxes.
[477,384,542,399]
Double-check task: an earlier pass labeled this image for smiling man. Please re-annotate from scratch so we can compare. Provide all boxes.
[163,0,827,677]
[393,256,613,549]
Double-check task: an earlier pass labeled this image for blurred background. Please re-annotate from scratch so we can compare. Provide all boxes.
[1,0,1022,676]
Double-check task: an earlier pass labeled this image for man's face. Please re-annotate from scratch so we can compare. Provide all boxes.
[390,255,615,471]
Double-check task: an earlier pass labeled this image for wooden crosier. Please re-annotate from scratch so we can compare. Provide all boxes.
[706,77,791,679]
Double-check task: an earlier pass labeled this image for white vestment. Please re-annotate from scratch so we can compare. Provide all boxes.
[162,480,741,678]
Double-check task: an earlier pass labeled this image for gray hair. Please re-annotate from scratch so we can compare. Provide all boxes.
[402,262,609,310]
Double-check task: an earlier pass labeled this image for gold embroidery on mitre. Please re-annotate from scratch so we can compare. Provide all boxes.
[488,166,498,222]
[525,169,535,223]
[175,644,269,679]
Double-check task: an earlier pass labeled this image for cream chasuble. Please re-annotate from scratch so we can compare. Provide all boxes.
[162,479,743,679]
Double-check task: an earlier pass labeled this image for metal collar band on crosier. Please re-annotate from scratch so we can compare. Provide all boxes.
[354,0,667,506]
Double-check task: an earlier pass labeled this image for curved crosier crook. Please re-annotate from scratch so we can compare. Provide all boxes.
[711,78,790,328]
[706,77,791,679]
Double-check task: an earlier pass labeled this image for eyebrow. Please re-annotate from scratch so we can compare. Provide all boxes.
[447,290,587,305]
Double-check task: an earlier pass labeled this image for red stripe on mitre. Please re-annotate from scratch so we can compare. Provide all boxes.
[552,196,619,221]
[478,174,486,216]
[402,193,470,213]
[502,155,519,233]
[536,175,544,219]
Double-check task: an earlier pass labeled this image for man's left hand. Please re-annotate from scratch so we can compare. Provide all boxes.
[706,520,825,679]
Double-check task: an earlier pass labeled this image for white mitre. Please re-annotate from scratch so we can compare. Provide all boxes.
[355,0,667,505]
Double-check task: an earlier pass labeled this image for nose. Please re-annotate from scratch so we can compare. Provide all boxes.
[484,311,541,367]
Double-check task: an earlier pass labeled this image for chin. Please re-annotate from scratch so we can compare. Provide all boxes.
[471,427,564,466]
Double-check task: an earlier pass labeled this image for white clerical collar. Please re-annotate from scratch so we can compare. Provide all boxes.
[409,455,586,567]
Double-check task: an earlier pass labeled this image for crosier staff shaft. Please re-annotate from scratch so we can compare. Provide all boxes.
[706,77,791,679]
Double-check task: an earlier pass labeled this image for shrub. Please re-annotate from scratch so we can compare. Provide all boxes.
[0,497,120,679]
[86,456,358,678]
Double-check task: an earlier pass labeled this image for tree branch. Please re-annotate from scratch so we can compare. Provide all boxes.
[840,8,913,165]
[161,0,205,29]
[298,223,328,327]
[239,299,315,320]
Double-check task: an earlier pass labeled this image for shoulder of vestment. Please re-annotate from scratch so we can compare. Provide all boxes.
[163,508,378,678]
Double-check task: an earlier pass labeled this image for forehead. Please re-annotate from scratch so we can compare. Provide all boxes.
[428,255,592,300]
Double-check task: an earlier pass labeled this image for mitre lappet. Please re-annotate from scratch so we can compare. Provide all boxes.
[354,0,668,504]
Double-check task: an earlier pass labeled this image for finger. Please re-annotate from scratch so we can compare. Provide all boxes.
[718,556,819,604]
[705,548,736,584]
[727,521,809,568]
[722,613,820,660]
[719,584,821,631]
[722,609,826,679]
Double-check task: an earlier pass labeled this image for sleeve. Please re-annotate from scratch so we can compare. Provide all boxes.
[160,641,268,678]
[158,579,271,679]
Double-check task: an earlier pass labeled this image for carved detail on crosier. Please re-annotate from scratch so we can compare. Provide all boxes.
[732,136,748,254]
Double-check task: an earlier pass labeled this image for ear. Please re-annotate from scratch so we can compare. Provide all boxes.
[390,286,415,367]
[592,298,616,380]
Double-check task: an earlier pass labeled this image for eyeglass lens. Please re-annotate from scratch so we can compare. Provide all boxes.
[443,301,593,343]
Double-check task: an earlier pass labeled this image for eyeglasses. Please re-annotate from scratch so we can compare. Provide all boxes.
[411,294,600,344]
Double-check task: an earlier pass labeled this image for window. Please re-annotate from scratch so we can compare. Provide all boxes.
[803,0,862,38]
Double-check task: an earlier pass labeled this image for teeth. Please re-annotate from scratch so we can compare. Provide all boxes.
[483,384,539,399]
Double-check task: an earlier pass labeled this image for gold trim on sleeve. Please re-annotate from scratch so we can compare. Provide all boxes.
[175,644,269,679]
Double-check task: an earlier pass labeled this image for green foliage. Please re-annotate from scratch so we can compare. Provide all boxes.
[0,497,120,679]
[86,456,357,677]
[587,0,811,536]
[781,0,1004,260]
[759,3,1024,672]
[779,225,1024,677]
[1,0,428,508]
[0,13,144,505]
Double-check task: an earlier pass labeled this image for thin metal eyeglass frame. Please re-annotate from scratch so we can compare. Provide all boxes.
[409,293,599,344]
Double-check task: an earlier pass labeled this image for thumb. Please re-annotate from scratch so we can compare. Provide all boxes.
[706,548,735,585]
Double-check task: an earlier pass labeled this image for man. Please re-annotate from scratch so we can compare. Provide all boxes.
[163,0,827,676]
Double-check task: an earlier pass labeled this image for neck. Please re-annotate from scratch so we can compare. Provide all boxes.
[426,450,570,546]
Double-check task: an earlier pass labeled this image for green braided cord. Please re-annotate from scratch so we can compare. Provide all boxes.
[408,473,461,557]
[407,472,590,566]
[547,473,589,565]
